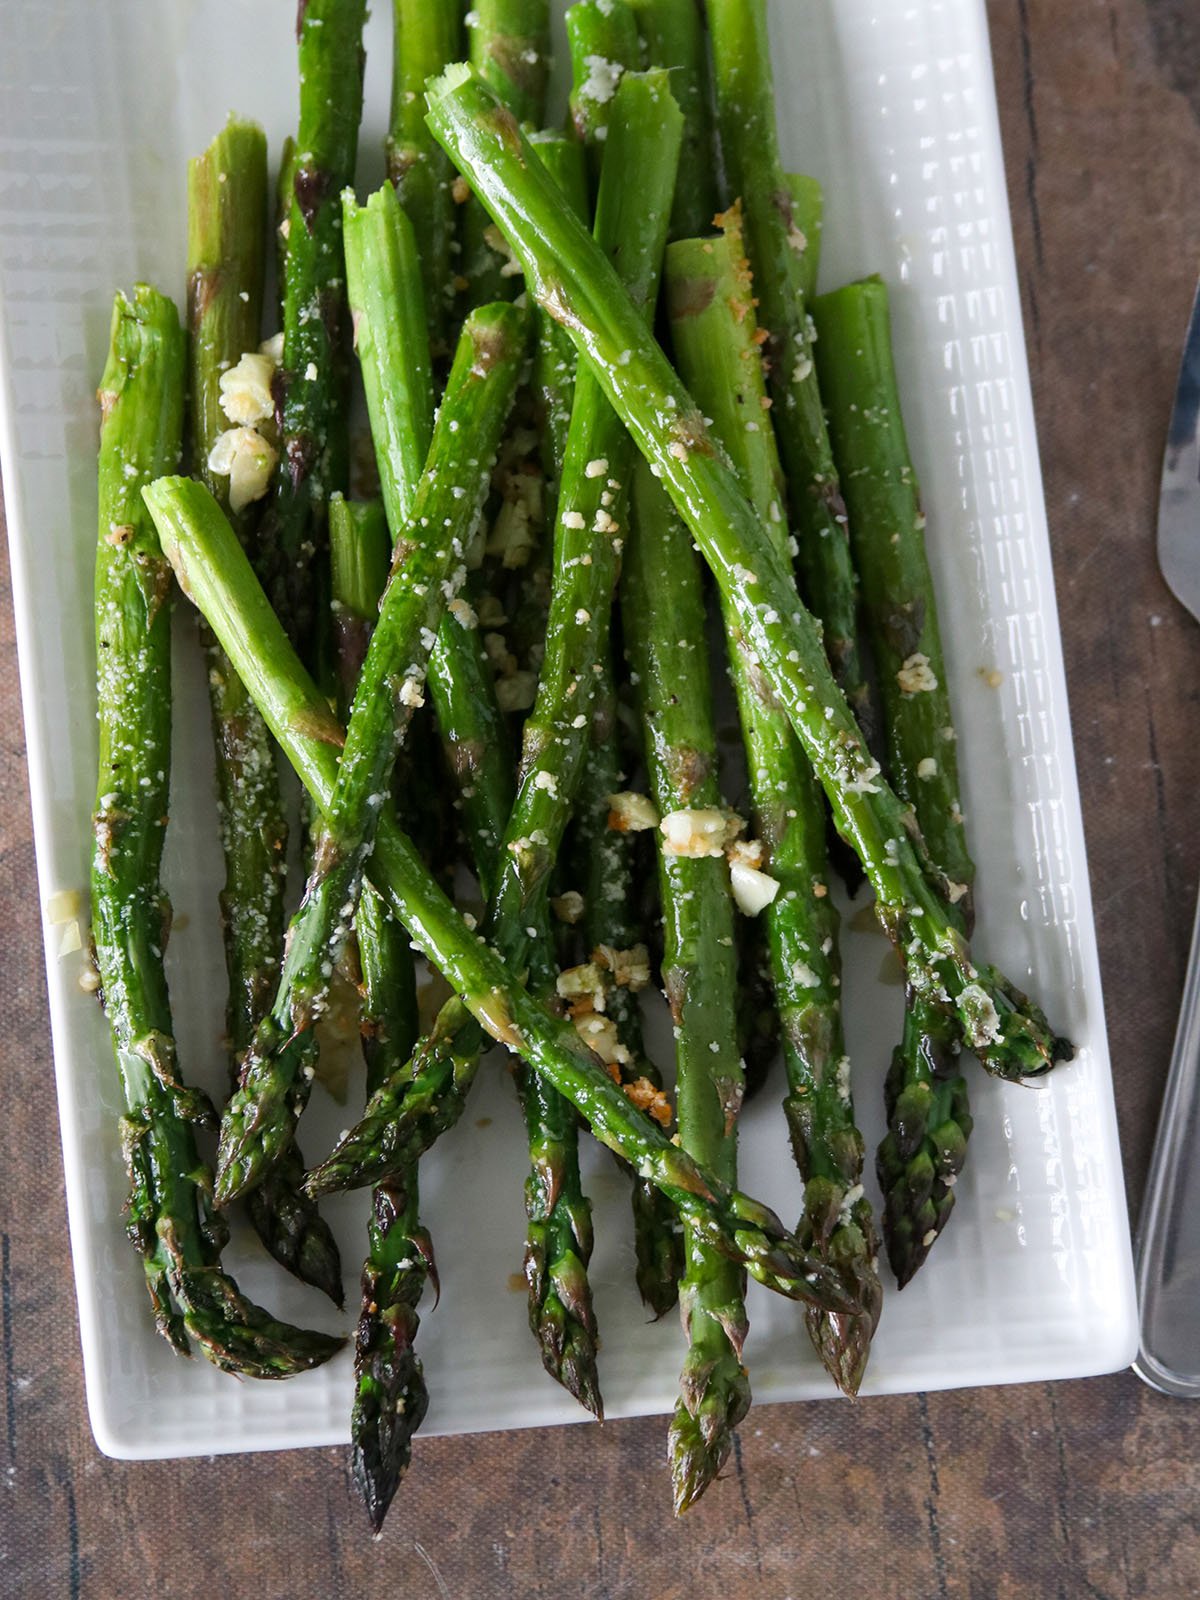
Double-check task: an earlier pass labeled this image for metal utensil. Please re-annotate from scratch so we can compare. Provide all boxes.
[1136,273,1200,1396]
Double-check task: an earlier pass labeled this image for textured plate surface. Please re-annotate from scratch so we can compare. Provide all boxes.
[0,0,1136,1460]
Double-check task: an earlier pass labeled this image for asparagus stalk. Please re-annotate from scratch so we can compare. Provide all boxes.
[460,0,553,305]
[705,0,871,737]
[259,0,367,653]
[628,0,717,240]
[186,120,281,1050]
[214,303,526,1205]
[573,652,682,1318]
[468,0,552,126]
[566,0,642,183]
[812,276,976,1285]
[92,288,341,1377]
[530,133,589,500]
[424,64,1073,1083]
[496,135,591,698]
[787,174,824,304]
[343,182,515,898]
[187,117,343,1307]
[498,30,661,1412]
[519,918,603,1418]
[145,476,860,1314]
[666,215,881,1394]
[330,496,430,1533]
[306,69,684,1203]
[624,460,750,1512]
[387,0,462,354]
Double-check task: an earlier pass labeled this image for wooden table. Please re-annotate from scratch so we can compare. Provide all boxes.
[3,2,1198,1594]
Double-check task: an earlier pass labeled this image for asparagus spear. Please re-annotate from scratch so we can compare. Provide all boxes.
[330,497,430,1533]
[425,64,1073,1083]
[259,0,367,653]
[627,0,717,240]
[496,134,591,698]
[146,477,860,1315]
[705,0,871,738]
[387,0,462,355]
[460,0,552,306]
[812,276,976,1285]
[623,459,750,1512]
[666,215,881,1394]
[305,69,684,1204]
[187,119,281,1050]
[787,174,824,304]
[566,0,642,183]
[519,918,603,1417]
[529,133,589,505]
[573,652,682,1318]
[496,26,660,1413]
[214,302,526,1205]
[187,117,344,1306]
[92,288,341,1377]
[343,181,515,897]
[468,0,552,126]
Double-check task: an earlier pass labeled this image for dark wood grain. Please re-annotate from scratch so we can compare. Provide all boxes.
[5,2,1200,1595]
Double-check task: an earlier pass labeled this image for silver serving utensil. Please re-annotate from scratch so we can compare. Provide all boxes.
[1136,273,1200,1396]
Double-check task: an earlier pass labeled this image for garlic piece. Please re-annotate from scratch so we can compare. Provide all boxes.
[730,861,781,917]
[218,351,276,426]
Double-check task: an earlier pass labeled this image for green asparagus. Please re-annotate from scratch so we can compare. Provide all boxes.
[214,302,526,1206]
[706,0,871,737]
[468,0,552,126]
[343,181,515,898]
[573,651,682,1319]
[187,119,282,1055]
[259,0,367,653]
[92,287,341,1377]
[330,496,430,1532]
[787,174,824,304]
[145,475,857,1315]
[519,917,603,1418]
[499,134,591,705]
[624,458,750,1513]
[387,0,462,354]
[666,215,881,1394]
[187,117,343,1306]
[460,0,552,305]
[530,133,589,501]
[424,63,1073,1085]
[813,276,976,1285]
[628,0,717,240]
[566,0,642,185]
[305,69,684,1205]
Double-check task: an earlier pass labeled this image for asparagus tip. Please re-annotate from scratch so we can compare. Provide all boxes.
[667,1363,750,1515]
[246,1153,345,1307]
[176,1267,345,1380]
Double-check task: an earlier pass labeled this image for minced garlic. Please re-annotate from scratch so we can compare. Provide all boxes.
[607,791,659,833]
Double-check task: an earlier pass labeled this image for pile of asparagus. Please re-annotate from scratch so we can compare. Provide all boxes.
[89,0,1072,1528]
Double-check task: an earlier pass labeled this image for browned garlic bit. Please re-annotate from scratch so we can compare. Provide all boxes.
[606,790,659,833]
[550,889,586,925]
[593,942,651,992]
[659,806,740,858]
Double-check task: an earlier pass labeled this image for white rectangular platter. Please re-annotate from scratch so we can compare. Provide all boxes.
[0,0,1137,1460]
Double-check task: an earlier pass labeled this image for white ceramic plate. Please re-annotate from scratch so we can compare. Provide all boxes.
[0,0,1137,1461]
